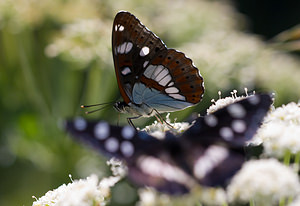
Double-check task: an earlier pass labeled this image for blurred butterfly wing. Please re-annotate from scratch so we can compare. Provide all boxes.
[65,118,195,194]
[127,155,195,194]
[178,143,245,187]
[183,94,272,147]
[65,118,158,159]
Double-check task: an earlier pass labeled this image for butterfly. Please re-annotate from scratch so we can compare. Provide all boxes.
[111,11,204,126]
[66,94,272,195]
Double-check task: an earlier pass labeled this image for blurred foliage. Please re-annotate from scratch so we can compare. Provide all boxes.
[0,0,300,205]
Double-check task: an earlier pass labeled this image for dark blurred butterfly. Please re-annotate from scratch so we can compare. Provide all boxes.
[110,11,204,126]
[66,94,272,195]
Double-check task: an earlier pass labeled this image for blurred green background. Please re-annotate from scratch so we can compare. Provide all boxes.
[1,0,300,205]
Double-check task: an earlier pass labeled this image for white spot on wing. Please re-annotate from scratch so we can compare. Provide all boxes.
[114,25,118,31]
[140,46,150,56]
[137,155,195,187]
[104,137,119,152]
[155,68,169,82]
[120,43,126,53]
[121,67,131,75]
[117,46,121,53]
[165,87,179,94]
[120,141,134,157]
[116,42,132,54]
[125,42,133,53]
[143,61,149,68]
[152,65,164,79]
[248,95,260,105]
[73,117,87,131]
[168,93,186,101]
[121,126,135,139]
[168,82,174,86]
[232,120,246,133]
[144,65,156,78]
[227,103,246,118]
[94,122,110,140]
[194,145,229,179]
[159,75,172,86]
[220,127,234,141]
[204,115,218,127]
[119,25,124,31]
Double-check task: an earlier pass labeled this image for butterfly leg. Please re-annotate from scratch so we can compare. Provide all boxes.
[153,109,174,129]
[127,115,142,129]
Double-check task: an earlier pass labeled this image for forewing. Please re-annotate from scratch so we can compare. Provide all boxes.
[112,11,166,104]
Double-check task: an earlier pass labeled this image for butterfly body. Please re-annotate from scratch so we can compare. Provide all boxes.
[67,94,272,194]
[112,11,204,121]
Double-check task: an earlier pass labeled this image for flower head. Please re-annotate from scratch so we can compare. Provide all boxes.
[141,113,191,139]
[207,90,250,114]
[32,174,109,206]
[227,159,300,205]
[252,101,300,157]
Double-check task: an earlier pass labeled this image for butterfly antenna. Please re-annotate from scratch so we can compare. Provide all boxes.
[81,101,115,108]
[84,104,112,114]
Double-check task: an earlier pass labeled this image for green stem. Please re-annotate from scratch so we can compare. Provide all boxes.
[250,199,255,206]
[294,152,300,172]
[17,32,50,116]
[283,150,291,166]
[287,196,293,205]
[279,198,285,206]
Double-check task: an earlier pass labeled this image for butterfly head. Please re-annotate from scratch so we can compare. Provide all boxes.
[113,101,128,113]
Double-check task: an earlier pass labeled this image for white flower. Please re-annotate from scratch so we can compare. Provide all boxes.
[106,157,127,178]
[141,113,191,139]
[289,196,300,206]
[227,159,300,206]
[251,101,300,157]
[257,122,300,157]
[137,187,227,206]
[264,102,300,125]
[45,18,111,66]
[207,90,249,114]
[32,174,110,206]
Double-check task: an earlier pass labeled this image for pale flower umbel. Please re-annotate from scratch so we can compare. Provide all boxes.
[32,159,126,206]
[227,159,300,206]
[206,90,250,114]
[137,187,227,206]
[141,113,191,139]
[32,175,108,206]
[251,101,300,157]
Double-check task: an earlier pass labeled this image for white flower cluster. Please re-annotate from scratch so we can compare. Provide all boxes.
[0,0,101,32]
[206,90,249,114]
[32,174,108,206]
[45,18,111,66]
[227,159,300,206]
[32,159,125,206]
[252,101,300,158]
[137,187,227,206]
[141,113,191,139]
[106,157,127,178]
